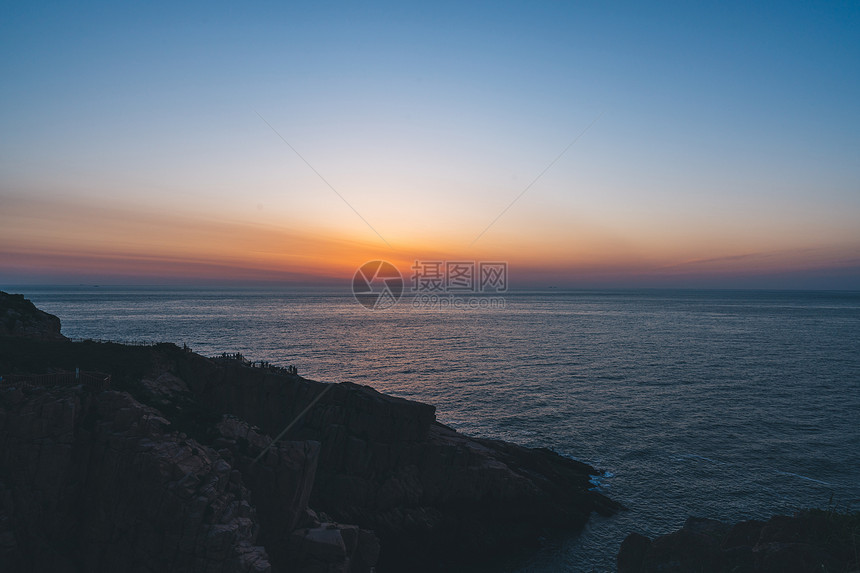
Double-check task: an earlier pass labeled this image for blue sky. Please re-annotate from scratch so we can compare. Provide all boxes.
[2,1,859,287]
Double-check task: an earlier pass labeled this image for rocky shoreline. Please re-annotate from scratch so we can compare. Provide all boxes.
[1,291,620,571]
[618,511,860,573]
[2,291,857,572]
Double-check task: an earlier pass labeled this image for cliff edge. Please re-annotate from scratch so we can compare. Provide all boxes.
[0,292,620,572]
[0,291,65,340]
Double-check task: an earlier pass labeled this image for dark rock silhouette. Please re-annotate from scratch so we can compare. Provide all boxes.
[0,386,270,572]
[617,512,860,573]
[153,344,622,570]
[0,291,65,340]
[0,292,620,571]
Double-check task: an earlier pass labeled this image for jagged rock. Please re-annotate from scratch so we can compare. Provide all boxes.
[168,358,622,570]
[141,371,190,398]
[0,385,271,572]
[617,511,860,573]
[0,291,65,340]
[288,523,379,573]
[213,415,363,571]
[0,294,621,571]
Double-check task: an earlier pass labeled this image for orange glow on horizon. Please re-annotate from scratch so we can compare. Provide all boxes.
[2,194,859,287]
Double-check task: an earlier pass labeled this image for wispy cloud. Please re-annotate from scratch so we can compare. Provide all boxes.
[654,246,860,274]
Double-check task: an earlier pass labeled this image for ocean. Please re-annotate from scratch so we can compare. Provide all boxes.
[8,286,860,572]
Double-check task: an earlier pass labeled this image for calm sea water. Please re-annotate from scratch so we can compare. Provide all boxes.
[7,286,860,572]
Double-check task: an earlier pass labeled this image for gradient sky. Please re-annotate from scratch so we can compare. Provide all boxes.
[2,1,859,288]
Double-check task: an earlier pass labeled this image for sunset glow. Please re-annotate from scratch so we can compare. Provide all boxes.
[2,2,859,288]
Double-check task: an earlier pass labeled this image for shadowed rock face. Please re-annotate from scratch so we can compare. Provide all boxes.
[0,291,65,340]
[0,387,271,572]
[0,293,621,572]
[171,357,622,570]
[617,512,860,573]
[211,415,380,572]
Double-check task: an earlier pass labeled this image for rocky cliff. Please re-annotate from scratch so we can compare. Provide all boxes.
[166,358,621,569]
[617,512,860,573]
[0,292,620,571]
[0,386,271,572]
[0,291,65,340]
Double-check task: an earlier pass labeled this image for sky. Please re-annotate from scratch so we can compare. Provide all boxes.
[2,1,859,288]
